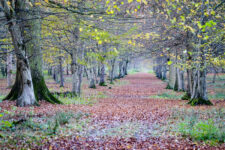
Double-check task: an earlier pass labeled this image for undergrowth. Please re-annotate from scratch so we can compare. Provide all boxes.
[0,111,89,149]
[54,94,97,105]
[168,108,225,145]
[128,69,139,74]
[149,91,183,100]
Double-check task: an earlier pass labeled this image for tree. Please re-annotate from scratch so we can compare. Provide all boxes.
[1,0,62,106]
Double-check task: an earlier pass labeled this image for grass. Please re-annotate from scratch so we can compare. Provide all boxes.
[167,108,225,145]
[149,91,183,100]
[95,91,108,99]
[128,69,140,74]
[0,95,5,103]
[209,93,225,100]
[207,74,225,82]
[113,79,129,86]
[54,94,97,105]
[148,70,154,74]
[0,111,90,149]
[207,73,225,100]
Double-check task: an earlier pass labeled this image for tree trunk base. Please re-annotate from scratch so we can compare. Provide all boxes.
[52,91,77,98]
[166,84,173,90]
[188,98,213,106]
[5,74,63,105]
[32,76,63,104]
[181,93,191,100]
[89,84,96,89]
[99,82,107,86]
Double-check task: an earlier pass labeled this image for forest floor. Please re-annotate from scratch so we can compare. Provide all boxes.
[0,73,225,149]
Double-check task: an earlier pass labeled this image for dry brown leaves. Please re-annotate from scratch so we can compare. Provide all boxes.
[1,73,225,149]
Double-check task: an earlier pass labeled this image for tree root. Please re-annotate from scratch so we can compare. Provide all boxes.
[188,98,213,106]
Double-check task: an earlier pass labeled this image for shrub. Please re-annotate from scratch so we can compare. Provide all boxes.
[55,111,74,125]
[178,118,225,144]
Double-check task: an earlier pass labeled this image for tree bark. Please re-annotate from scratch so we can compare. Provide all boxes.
[59,56,64,87]
[212,67,217,83]
[4,23,36,106]
[119,61,124,78]
[99,62,106,86]
[188,2,212,105]
[7,52,13,87]
[177,68,185,91]
[3,0,62,105]
[109,58,116,83]
[88,68,96,88]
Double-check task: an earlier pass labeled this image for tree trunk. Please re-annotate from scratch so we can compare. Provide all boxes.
[48,67,52,76]
[84,67,89,80]
[4,0,62,105]
[4,22,36,106]
[71,54,78,96]
[177,68,185,91]
[119,61,124,78]
[212,67,217,83]
[109,58,116,83]
[168,63,176,89]
[77,65,83,96]
[53,66,59,83]
[66,64,69,75]
[59,57,64,87]
[88,68,96,88]
[99,62,106,86]
[93,67,98,84]
[161,65,167,80]
[7,52,13,87]
[187,2,212,105]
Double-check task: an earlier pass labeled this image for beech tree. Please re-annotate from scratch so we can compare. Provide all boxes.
[1,0,62,106]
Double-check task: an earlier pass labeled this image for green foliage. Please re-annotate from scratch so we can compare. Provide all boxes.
[53,92,97,105]
[209,93,225,100]
[99,81,107,86]
[148,70,154,74]
[59,96,97,105]
[169,108,225,145]
[96,91,108,99]
[179,119,224,143]
[21,118,43,131]
[0,109,14,130]
[181,93,191,100]
[149,91,183,100]
[54,111,74,125]
[165,84,173,90]
[0,94,5,102]
[128,69,139,74]
[188,98,213,106]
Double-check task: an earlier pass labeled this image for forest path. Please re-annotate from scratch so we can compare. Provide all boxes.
[39,73,224,149]
[1,73,224,149]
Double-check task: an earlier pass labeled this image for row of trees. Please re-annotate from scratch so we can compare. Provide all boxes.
[0,0,224,107]
[0,0,139,106]
[152,0,225,105]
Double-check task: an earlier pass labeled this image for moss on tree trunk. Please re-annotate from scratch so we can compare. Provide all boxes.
[188,98,213,106]
[32,72,62,104]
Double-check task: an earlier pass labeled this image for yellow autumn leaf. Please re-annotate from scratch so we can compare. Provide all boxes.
[7,1,11,6]
[197,34,202,38]
[35,2,41,6]
[128,0,133,3]
[98,40,102,44]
